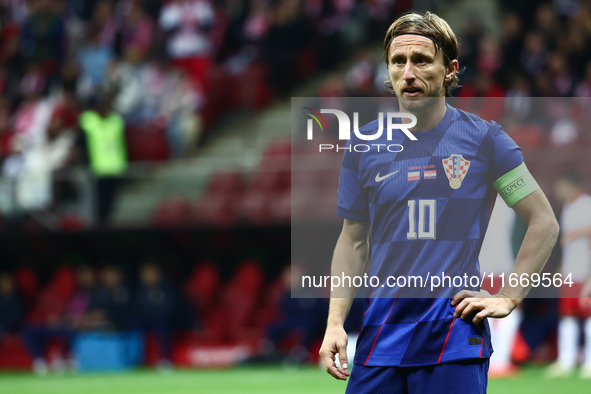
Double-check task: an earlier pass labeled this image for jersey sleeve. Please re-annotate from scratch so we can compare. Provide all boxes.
[336,139,369,222]
[490,122,523,180]
[490,123,539,207]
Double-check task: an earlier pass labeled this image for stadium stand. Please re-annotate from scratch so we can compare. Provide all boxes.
[1,0,591,375]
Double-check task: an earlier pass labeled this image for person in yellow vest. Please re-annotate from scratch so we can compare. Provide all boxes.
[77,90,127,224]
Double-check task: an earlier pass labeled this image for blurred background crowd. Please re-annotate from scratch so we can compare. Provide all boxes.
[0,0,590,376]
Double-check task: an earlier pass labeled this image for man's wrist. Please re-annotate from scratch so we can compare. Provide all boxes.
[495,290,523,309]
[326,320,345,329]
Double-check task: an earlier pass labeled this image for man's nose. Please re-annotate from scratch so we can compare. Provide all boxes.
[403,62,416,82]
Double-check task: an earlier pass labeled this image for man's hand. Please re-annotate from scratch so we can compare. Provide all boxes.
[319,325,350,381]
[451,290,520,324]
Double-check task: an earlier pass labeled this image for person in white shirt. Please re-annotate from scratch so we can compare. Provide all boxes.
[479,194,521,377]
[547,171,591,379]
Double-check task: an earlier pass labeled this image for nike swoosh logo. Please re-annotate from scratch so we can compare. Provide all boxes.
[375,170,400,182]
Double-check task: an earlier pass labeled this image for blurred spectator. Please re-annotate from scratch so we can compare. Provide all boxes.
[77,88,127,222]
[0,273,24,335]
[86,265,130,329]
[477,37,502,77]
[159,0,215,89]
[109,46,146,122]
[14,101,76,210]
[118,2,154,57]
[505,74,532,121]
[574,61,591,97]
[547,52,573,97]
[0,63,78,211]
[261,265,327,363]
[159,69,203,157]
[520,31,548,78]
[124,54,203,156]
[0,12,25,96]
[549,117,578,146]
[0,97,14,161]
[88,0,119,49]
[24,265,96,374]
[12,63,51,147]
[76,29,114,101]
[498,12,523,79]
[130,263,175,368]
[345,50,375,96]
[547,172,591,378]
[20,0,64,75]
[264,0,312,95]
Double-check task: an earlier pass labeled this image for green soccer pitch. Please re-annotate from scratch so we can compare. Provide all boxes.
[0,365,589,394]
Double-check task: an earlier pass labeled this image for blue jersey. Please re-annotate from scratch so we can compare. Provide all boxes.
[336,103,524,367]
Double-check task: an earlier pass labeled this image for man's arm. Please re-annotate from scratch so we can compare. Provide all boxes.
[562,224,591,245]
[319,218,370,381]
[452,189,559,323]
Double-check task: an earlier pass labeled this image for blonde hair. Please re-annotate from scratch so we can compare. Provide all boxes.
[383,11,461,96]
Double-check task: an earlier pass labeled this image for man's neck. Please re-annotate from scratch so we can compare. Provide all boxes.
[399,97,447,133]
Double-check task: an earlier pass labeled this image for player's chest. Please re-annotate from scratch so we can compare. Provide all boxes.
[358,142,490,202]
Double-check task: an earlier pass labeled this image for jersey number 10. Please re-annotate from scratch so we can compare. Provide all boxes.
[407,199,436,240]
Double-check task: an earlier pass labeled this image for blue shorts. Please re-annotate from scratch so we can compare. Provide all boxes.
[345,358,489,394]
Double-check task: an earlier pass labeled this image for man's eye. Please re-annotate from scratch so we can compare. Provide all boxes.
[393,59,405,65]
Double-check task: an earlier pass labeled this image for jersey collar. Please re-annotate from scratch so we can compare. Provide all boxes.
[406,102,455,141]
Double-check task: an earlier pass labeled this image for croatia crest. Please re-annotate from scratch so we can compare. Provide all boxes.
[442,154,471,189]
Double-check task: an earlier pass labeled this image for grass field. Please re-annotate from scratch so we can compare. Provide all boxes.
[0,365,589,394]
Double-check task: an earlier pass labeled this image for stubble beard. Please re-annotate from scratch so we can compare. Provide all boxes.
[397,83,444,114]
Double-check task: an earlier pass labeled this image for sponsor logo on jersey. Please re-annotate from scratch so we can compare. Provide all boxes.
[442,154,470,189]
[375,170,399,182]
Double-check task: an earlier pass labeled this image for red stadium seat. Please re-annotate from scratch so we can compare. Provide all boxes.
[256,276,287,326]
[295,49,317,79]
[13,267,38,309]
[152,198,193,227]
[0,334,32,370]
[27,266,77,324]
[263,140,291,157]
[248,170,284,193]
[49,266,77,301]
[232,260,264,294]
[508,124,546,148]
[234,189,270,225]
[59,214,85,231]
[193,192,236,226]
[206,171,246,195]
[205,260,265,341]
[184,261,221,318]
[126,125,170,162]
[268,190,291,223]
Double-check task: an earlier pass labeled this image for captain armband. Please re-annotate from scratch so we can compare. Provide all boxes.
[492,162,540,207]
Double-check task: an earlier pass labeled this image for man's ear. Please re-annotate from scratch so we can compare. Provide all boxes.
[445,59,459,82]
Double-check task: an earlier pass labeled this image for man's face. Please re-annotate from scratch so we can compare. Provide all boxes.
[387,35,452,111]
[140,266,160,287]
[104,268,121,288]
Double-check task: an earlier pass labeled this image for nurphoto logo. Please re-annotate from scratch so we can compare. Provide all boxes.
[302,108,418,153]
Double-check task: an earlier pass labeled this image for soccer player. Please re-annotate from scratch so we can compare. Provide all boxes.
[546,172,591,379]
[318,11,559,393]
